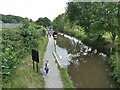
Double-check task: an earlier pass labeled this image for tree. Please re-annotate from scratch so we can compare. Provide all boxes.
[117,1,120,84]
[52,14,65,33]
[117,1,120,51]
[66,2,92,35]
[66,2,119,51]
[36,17,51,27]
[11,19,17,23]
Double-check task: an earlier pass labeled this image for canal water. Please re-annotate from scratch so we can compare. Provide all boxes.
[55,34,117,88]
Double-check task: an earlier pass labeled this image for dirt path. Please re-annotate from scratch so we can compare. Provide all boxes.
[43,36,63,88]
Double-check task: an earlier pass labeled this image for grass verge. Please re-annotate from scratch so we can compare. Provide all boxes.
[38,37,48,68]
[52,44,74,88]
[2,37,48,88]
[58,67,75,88]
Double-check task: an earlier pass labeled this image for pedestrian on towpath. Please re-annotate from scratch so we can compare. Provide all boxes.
[44,60,49,76]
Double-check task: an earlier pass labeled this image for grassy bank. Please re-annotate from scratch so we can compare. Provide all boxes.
[58,67,74,88]
[2,37,48,88]
[38,37,48,68]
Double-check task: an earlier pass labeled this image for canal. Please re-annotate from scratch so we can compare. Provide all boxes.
[55,34,117,88]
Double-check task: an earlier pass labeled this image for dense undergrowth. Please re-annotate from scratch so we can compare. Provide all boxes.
[1,19,47,87]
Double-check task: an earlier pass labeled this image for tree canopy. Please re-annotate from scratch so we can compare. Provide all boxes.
[36,17,51,28]
[66,2,119,51]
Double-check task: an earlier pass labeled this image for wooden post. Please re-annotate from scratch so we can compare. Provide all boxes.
[33,61,35,70]
[36,62,38,73]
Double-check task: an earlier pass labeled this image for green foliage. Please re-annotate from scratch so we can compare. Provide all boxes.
[36,17,51,28]
[59,68,74,88]
[53,2,120,85]
[1,21,46,80]
[11,19,17,23]
[66,2,119,45]
[110,52,120,85]
[117,1,120,53]
[52,14,65,33]
[1,14,26,23]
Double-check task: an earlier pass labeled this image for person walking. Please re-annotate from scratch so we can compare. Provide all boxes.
[44,60,49,76]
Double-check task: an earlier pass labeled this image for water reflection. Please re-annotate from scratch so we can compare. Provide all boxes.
[55,34,117,88]
[56,45,70,67]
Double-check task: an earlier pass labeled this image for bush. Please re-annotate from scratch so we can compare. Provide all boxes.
[1,22,46,80]
[110,53,120,85]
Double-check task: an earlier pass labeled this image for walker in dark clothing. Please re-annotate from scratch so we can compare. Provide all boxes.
[45,67,49,74]
[44,60,49,75]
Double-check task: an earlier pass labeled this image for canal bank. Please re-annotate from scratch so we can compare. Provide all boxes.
[52,37,75,88]
[55,34,118,88]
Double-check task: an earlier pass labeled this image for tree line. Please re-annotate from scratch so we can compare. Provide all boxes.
[1,14,51,28]
[1,14,25,23]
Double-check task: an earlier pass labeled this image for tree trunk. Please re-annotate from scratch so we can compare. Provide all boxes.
[110,32,116,53]
[110,38,115,53]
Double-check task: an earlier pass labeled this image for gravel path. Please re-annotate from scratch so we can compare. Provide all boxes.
[43,36,63,88]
